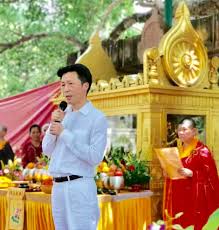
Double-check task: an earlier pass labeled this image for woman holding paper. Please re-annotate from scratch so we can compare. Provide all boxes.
[163,118,219,230]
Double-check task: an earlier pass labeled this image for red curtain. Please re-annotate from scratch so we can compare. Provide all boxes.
[0,81,60,149]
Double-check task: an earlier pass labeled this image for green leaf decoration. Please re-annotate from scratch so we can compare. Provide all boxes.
[172,224,184,230]
[202,208,219,230]
[184,226,194,230]
[174,212,184,219]
[156,220,165,225]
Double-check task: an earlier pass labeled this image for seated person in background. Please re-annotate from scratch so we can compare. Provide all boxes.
[21,124,42,168]
[164,118,219,230]
[0,124,14,169]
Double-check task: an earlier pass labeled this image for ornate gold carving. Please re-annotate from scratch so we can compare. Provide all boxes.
[143,47,171,87]
[147,48,159,85]
[96,80,109,91]
[90,83,98,93]
[159,2,209,88]
[122,74,143,87]
[109,78,123,90]
[209,56,219,89]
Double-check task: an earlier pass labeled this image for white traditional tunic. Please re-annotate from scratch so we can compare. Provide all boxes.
[42,101,108,230]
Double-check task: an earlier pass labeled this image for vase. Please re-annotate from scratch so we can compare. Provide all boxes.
[130,184,142,192]
[109,176,124,190]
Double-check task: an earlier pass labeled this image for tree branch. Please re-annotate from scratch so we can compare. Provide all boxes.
[109,12,152,40]
[0,32,85,53]
[96,0,124,32]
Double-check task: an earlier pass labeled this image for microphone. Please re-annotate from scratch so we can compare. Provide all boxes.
[59,101,67,111]
[55,101,67,122]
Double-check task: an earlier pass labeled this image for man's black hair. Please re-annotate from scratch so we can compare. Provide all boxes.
[57,63,92,93]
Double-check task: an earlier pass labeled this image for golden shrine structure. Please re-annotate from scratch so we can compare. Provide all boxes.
[53,2,219,220]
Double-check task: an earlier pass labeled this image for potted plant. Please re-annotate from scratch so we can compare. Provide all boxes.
[123,152,150,192]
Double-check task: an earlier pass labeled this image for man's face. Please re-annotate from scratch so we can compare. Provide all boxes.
[177,121,196,143]
[61,72,88,106]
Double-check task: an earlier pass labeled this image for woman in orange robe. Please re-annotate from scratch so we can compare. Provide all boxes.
[164,118,219,230]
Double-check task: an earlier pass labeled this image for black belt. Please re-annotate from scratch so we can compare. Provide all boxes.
[53,175,82,183]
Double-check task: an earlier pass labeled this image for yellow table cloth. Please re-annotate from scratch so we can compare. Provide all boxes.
[0,191,7,230]
[0,189,152,230]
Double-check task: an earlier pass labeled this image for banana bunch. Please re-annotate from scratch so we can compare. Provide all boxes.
[0,176,12,188]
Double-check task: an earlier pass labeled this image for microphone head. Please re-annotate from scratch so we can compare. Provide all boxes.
[59,101,67,111]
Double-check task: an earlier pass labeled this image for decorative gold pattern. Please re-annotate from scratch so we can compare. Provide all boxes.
[109,78,123,90]
[97,80,109,91]
[209,56,219,89]
[159,2,209,87]
[147,48,159,85]
[172,42,200,86]
[122,74,143,87]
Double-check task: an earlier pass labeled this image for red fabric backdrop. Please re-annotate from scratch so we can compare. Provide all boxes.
[0,81,60,149]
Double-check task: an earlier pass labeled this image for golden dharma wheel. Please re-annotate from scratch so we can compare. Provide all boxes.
[163,39,205,87]
[159,2,208,88]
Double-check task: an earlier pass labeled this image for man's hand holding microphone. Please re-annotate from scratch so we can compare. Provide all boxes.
[50,101,67,136]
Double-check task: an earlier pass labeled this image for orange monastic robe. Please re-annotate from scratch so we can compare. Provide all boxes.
[164,140,219,230]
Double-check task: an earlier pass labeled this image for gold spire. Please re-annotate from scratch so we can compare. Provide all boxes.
[76,32,117,82]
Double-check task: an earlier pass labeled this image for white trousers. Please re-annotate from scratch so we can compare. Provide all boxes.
[51,177,99,230]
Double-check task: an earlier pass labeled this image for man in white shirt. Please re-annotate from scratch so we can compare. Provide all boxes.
[42,64,108,230]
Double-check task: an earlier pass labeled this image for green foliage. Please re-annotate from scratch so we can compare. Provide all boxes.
[106,146,126,167]
[0,0,134,98]
[123,152,150,186]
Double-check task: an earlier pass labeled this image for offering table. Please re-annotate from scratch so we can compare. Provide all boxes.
[0,189,152,230]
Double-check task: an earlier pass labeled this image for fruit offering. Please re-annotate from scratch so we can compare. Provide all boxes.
[0,176,12,188]
[41,177,53,186]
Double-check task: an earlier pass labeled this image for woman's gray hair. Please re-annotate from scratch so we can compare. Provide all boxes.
[0,124,7,132]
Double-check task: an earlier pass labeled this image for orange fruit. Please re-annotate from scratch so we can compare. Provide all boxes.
[27,162,35,169]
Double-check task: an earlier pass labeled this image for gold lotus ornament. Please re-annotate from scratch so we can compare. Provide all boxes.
[159,2,209,88]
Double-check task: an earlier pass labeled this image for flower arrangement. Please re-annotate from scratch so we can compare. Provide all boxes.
[0,158,23,181]
[105,147,150,189]
[123,151,150,188]
[36,155,50,169]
